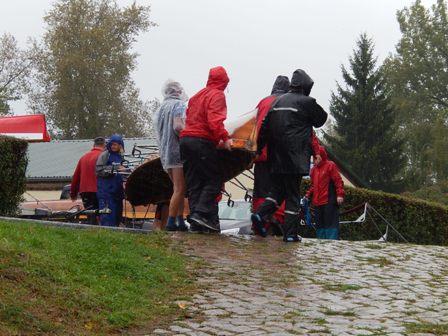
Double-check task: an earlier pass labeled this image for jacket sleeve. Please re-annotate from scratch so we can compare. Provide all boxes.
[70,161,81,198]
[302,97,328,128]
[96,152,113,178]
[256,107,272,156]
[329,162,345,198]
[207,91,230,142]
[172,102,186,136]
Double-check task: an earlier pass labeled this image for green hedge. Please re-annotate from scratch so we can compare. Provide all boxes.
[0,136,28,216]
[300,180,448,246]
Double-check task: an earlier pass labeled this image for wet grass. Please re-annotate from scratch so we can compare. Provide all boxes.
[322,283,362,292]
[405,322,448,335]
[366,256,393,267]
[364,243,384,250]
[0,220,195,335]
[321,308,357,317]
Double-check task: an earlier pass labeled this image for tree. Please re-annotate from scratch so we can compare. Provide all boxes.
[325,34,405,192]
[28,0,155,139]
[384,0,448,189]
[0,33,33,115]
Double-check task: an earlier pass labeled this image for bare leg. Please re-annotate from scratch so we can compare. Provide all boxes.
[167,167,186,218]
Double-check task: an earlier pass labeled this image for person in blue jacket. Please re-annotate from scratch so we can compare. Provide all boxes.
[96,134,125,226]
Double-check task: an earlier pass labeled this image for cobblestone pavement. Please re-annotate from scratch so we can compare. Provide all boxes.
[149,234,448,336]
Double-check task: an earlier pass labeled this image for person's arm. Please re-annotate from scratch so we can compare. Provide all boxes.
[302,97,328,128]
[256,107,273,156]
[70,161,81,201]
[96,152,113,178]
[207,91,231,146]
[172,102,186,136]
[329,162,345,204]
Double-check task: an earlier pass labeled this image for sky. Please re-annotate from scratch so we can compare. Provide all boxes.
[0,0,438,119]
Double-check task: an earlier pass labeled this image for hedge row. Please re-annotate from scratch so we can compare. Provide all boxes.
[299,180,448,246]
[0,136,28,216]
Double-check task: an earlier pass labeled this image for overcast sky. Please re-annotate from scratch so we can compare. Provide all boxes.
[1,0,437,119]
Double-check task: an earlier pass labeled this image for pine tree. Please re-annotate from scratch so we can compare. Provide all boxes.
[325,34,404,192]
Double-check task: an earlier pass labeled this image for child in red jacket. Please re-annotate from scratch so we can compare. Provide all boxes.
[305,146,344,240]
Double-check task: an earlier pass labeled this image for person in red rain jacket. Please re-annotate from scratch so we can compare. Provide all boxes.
[252,76,289,235]
[70,137,105,224]
[180,66,232,233]
[305,145,345,240]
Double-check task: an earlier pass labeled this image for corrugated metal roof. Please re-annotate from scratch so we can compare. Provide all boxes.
[27,138,157,181]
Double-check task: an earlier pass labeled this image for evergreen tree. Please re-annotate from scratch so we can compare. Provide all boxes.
[325,34,404,192]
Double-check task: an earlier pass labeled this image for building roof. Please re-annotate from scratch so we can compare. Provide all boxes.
[27,138,156,182]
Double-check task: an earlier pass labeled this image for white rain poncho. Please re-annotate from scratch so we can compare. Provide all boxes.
[154,79,188,171]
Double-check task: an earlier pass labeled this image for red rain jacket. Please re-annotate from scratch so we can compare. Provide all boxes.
[181,66,230,145]
[306,147,345,206]
[70,147,103,198]
[254,95,277,162]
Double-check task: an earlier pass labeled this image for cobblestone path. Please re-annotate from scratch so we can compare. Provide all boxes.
[150,234,448,336]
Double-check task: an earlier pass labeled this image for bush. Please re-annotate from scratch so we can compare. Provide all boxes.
[0,136,28,216]
[300,180,448,246]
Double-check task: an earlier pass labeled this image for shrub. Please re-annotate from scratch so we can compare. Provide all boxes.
[300,180,448,246]
[0,136,28,216]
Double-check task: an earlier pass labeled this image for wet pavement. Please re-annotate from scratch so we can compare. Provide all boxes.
[147,234,448,336]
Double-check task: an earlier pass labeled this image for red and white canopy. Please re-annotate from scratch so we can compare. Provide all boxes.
[0,114,51,142]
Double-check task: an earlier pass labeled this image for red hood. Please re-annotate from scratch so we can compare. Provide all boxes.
[206,66,229,90]
[317,146,328,166]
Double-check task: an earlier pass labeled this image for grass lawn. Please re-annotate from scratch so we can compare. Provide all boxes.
[0,220,195,335]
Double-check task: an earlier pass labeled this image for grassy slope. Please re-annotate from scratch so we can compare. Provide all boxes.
[0,220,195,335]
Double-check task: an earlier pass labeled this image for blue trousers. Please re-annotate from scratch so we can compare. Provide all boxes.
[98,194,123,227]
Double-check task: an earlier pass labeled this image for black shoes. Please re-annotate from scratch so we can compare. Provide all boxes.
[189,213,220,232]
[251,213,267,237]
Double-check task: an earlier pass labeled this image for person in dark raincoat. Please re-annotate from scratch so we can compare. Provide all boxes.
[305,146,344,239]
[180,66,233,233]
[96,134,125,227]
[252,75,290,235]
[253,69,328,242]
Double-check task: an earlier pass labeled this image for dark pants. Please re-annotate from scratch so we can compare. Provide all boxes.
[315,204,340,240]
[80,192,99,225]
[253,161,271,198]
[180,137,221,220]
[256,174,302,236]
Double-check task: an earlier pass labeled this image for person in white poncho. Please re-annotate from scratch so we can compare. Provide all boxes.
[154,80,188,231]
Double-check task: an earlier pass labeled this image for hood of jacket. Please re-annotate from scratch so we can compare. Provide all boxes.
[317,145,328,166]
[162,79,188,101]
[206,66,229,91]
[107,134,124,152]
[271,75,290,95]
[290,69,314,96]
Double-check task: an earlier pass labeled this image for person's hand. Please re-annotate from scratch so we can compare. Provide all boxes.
[314,154,322,165]
[337,197,344,205]
[223,138,233,151]
[70,196,77,202]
